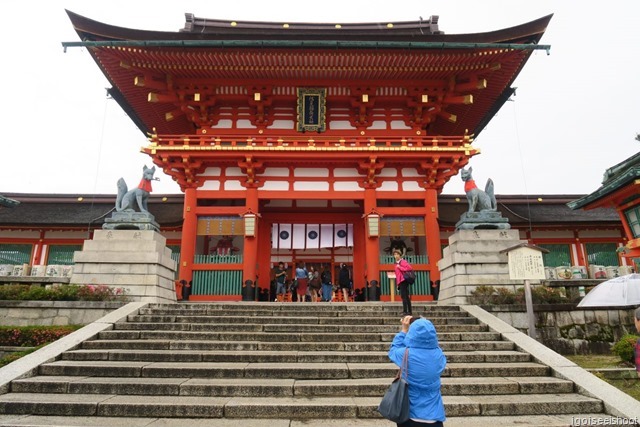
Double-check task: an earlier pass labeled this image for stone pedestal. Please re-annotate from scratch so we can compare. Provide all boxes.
[437,229,528,305]
[455,211,511,230]
[70,230,177,303]
[103,211,160,232]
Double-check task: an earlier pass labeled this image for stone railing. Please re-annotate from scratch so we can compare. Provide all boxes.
[0,301,126,327]
[482,304,636,355]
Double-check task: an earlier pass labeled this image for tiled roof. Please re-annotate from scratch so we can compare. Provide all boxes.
[0,193,618,230]
[568,151,640,210]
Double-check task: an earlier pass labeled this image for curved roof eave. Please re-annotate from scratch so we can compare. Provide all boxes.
[65,10,552,45]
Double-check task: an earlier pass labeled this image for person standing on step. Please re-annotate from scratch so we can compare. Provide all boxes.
[274,262,287,302]
[308,265,321,302]
[338,263,351,302]
[393,249,412,316]
[388,315,446,426]
[294,262,309,303]
[320,267,333,302]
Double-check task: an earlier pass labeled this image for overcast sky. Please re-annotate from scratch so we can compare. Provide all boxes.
[2,1,638,197]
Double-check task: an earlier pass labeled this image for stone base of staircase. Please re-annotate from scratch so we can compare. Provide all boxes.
[0,302,637,425]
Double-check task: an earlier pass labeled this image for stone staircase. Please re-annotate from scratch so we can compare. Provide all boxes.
[0,302,627,426]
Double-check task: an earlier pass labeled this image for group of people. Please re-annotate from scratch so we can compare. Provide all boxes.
[273,262,353,302]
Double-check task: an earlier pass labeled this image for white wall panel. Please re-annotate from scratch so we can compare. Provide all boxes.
[333,182,362,191]
[293,181,329,191]
[200,180,221,190]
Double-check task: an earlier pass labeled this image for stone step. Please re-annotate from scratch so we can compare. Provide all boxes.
[60,349,530,364]
[82,339,516,352]
[12,375,573,396]
[98,329,502,342]
[38,361,549,379]
[0,414,632,427]
[127,314,478,325]
[137,310,468,319]
[0,393,603,418]
[144,303,462,313]
[113,322,485,333]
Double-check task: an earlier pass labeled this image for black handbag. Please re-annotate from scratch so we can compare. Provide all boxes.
[377,348,410,423]
[403,269,415,285]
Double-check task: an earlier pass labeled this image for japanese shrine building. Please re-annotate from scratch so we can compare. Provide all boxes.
[0,11,625,301]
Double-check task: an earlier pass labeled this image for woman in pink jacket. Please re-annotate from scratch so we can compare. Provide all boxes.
[393,249,412,316]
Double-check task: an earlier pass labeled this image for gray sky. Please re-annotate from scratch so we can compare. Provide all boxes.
[2,1,638,196]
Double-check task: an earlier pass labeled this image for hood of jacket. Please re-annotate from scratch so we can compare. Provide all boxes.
[404,318,439,349]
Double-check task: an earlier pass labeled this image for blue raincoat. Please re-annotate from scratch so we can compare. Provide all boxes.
[388,318,446,423]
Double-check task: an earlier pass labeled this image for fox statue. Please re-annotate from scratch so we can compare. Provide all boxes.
[115,165,156,213]
[460,167,497,213]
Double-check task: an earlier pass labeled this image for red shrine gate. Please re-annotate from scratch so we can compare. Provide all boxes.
[65,11,551,300]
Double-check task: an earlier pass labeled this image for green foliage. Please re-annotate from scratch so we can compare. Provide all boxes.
[0,325,81,347]
[611,334,639,364]
[468,285,496,304]
[0,284,128,302]
[469,285,569,305]
[0,347,39,367]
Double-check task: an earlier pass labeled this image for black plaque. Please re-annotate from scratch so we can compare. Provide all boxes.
[296,88,326,132]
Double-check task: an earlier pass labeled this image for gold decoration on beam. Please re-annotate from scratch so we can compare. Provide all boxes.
[438,111,457,123]
[443,94,473,105]
[454,79,487,92]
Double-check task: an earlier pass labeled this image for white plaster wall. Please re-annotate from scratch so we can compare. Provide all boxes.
[390,120,411,129]
[211,119,232,128]
[531,231,573,239]
[44,231,88,239]
[379,168,398,177]
[202,167,222,177]
[270,120,294,129]
[329,121,354,130]
[334,168,363,177]
[333,182,362,191]
[578,230,622,238]
[293,182,329,191]
[379,181,399,191]
[236,119,254,129]
[0,231,40,239]
[200,180,221,190]
[225,167,244,177]
[259,168,289,177]
[261,181,290,191]
[294,168,329,177]
[224,181,244,190]
[402,181,423,191]
[401,168,420,177]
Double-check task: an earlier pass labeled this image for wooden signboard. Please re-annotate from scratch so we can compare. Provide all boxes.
[296,88,326,132]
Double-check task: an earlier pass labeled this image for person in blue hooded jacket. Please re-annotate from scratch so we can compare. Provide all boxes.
[388,315,447,426]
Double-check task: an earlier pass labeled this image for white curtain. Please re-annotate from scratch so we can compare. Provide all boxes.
[273,223,353,249]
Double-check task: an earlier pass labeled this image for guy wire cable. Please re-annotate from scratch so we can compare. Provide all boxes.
[511,97,533,235]
[86,94,111,235]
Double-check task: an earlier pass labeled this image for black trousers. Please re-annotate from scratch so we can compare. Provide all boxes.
[398,420,443,427]
[399,282,412,314]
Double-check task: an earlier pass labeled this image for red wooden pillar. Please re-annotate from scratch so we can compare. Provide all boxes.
[425,189,441,282]
[33,231,46,265]
[573,231,586,266]
[243,187,259,294]
[363,188,379,289]
[257,216,272,298]
[179,187,197,282]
